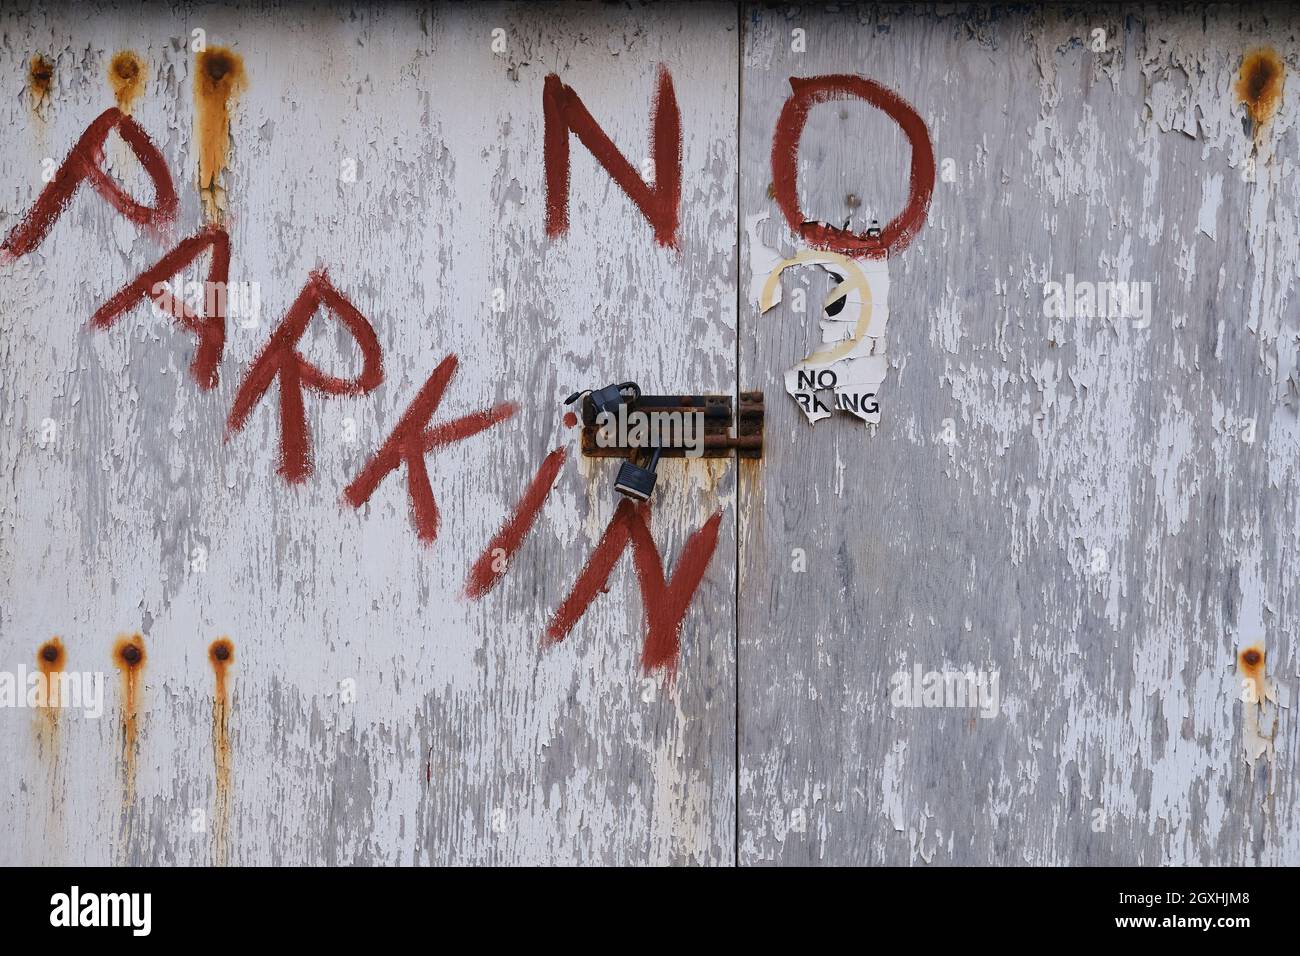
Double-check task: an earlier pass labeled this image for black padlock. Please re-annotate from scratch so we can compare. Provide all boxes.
[614,447,662,502]
[564,382,641,426]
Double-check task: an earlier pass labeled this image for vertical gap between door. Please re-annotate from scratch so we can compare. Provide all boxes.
[733,0,743,870]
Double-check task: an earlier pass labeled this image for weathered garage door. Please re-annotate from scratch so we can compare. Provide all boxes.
[738,5,1297,866]
[1,3,1296,867]
[0,1,738,866]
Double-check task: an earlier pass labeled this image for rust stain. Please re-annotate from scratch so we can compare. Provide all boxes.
[1236,47,1285,129]
[112,634,146,804]
[1238,643,1266,700]
[34,637,66,856]
[34,638,65,749]
[209,637,235,866]
[193,46,246,221]
[108,51,146,113]
[36,638,65,713]
[27,54,54,113]
[1237,641,1277,767]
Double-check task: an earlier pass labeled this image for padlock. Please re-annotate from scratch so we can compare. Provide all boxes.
[614,447,662,501]
[563,381,641,426]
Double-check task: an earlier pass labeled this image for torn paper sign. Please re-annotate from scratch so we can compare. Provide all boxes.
[745,211,786,310]
[759,249,891,424]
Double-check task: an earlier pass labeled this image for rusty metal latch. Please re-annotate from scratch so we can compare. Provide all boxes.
[565,384,764,501]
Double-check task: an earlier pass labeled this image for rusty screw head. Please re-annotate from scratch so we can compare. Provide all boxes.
[1242,649,1262,667]
[213,643,230,662]
[121,644,141,665]
[40,644,59,663]
[204,53,232,82]
[29,57,53,84]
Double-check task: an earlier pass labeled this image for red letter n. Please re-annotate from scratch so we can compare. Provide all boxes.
[547,500,723,674]
[543,66,681,247]
[227,271,383,483]
[2,107,178,258]
[465,447,568,599]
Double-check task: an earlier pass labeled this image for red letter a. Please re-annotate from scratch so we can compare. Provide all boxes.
[90,225,230,390]
[2,107,178,258]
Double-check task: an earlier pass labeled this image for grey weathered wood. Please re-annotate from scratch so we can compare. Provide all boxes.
[740,4,1297,865]
[4,0,1298,869]
[0,1,737,865]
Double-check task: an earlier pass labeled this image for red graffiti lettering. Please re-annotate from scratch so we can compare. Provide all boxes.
[543,66,681,247]
[547,500,723,674]
[465,447,567,599]
[344,355,516,543]
[90,225,230,389]
[227,271,383,482]
[2,107,178,258]
[771,75,934,258]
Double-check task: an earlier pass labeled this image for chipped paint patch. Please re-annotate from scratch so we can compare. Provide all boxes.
[1238,643,1279,771]
[745,211,785,309]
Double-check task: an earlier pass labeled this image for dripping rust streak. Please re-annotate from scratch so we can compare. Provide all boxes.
[35,638,65,734]
[193,46,246,220]
[112,634,146,804]
[209,638,235,866]
[1238,643,1267,700]
[36,639,66,858]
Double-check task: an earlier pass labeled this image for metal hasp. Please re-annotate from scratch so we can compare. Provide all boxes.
[579,392,765,460]
[567,383,764,502]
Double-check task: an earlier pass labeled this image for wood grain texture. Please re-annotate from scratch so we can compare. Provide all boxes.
[3,1,1298,869]
[0,1,737,866]
[740,4,1298,865]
